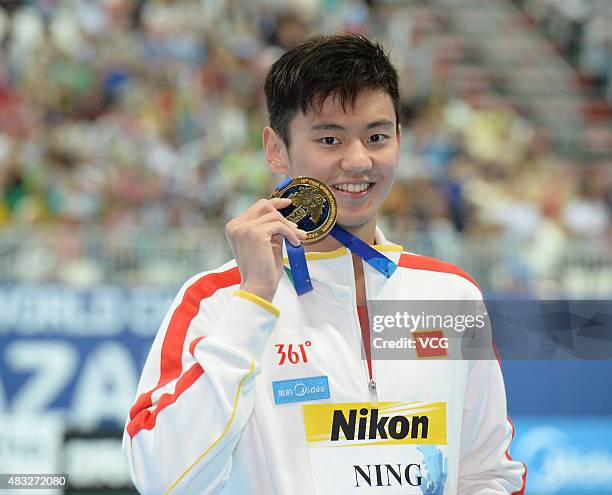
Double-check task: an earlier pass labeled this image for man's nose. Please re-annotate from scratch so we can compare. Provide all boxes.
[340,139,372,172]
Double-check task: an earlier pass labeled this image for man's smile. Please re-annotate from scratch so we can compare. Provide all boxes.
[331,181,376,200]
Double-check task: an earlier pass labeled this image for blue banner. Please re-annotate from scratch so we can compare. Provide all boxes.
[511,416,612,494]
[0,284,172,429]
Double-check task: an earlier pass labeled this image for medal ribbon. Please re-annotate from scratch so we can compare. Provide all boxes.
[284,239,313,295]
[274,177,313,295]
[329,224,397,278]
[274,177,397,296]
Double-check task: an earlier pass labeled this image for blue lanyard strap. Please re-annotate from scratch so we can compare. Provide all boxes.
[329,224,397,278]
[284,239,313,295]
[284,224,397,295]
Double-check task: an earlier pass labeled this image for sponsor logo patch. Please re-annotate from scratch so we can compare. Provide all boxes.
[272,375,330,405]
[303,401,447,446]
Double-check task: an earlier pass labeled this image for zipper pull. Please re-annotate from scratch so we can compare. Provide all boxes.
[368,379,378,402]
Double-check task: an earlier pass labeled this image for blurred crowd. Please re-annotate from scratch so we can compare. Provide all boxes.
[0,0,610,292]
[513,0,612,101]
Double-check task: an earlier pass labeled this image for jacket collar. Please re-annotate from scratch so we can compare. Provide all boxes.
[282,226,403,300]
[282,226,402,261]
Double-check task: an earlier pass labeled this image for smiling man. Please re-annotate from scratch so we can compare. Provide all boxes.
[123,34,526,494]
[264,88,398,248]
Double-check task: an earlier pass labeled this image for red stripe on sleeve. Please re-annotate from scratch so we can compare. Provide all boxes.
[495,337,527,493]
[398,253,480,291]
[506,413,527,494]
[127,363,204,437]
[189,336,205,357]
[514,461,527,495]
[127,267,240,436]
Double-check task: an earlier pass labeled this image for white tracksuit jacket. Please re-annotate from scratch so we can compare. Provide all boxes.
[123,228,527,494]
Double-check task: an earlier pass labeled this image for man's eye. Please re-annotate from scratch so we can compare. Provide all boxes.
[368,134,388,143]
[320,137,340,145]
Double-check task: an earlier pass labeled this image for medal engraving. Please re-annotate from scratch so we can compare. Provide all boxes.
[271,177,337,243]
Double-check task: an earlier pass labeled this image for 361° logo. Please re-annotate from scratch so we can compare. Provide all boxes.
[275,341,311,365]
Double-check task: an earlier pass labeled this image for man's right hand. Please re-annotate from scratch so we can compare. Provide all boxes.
[226,197,307,302]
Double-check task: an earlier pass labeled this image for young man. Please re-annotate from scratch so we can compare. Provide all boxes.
[123,34,526,494]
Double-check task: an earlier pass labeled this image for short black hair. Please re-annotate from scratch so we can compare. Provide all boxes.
[264,33,400,147]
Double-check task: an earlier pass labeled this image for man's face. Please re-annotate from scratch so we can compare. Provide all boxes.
[266,89,401,230]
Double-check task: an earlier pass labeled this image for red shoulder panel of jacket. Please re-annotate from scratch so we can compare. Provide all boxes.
[398,252,481,293]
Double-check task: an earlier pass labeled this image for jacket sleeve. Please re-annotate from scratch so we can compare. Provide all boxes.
[457,299,527,494]
[122,269,279,495]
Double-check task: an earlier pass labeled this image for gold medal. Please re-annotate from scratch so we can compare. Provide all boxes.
[270,176,337,243]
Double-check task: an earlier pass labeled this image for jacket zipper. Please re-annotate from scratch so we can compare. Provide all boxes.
[350,255,378,402]
[356,304,378,402]
[368,377,378,402]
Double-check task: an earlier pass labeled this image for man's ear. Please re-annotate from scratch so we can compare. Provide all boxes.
[396,123,402,147]
[263,127,289,175]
